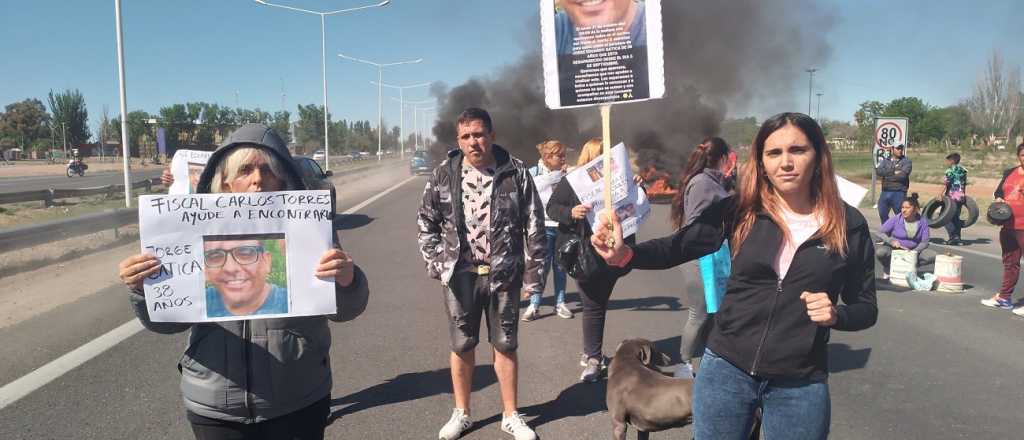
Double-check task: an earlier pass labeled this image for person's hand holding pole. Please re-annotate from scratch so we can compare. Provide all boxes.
[591,210,629,266]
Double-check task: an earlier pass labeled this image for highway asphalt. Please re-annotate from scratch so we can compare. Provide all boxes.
[1,173,1021,439]
[0,170,164,194]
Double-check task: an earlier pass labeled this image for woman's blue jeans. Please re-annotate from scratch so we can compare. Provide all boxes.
[530,227,567,306]
[694,349,830,440]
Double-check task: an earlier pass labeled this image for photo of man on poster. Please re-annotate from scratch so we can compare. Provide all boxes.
[203,234,289,318]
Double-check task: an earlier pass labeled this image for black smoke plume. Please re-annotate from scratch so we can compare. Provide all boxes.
[429,0,834,175]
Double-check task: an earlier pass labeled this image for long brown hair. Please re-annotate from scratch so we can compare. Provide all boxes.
[670,137,731,229]
[732,112,848,257]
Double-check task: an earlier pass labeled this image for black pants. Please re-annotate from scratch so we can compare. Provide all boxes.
[578,273,619,359]
[187,396,330,440]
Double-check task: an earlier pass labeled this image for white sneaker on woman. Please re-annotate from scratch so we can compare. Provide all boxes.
[500,411,537,440]
[439,408,472,440]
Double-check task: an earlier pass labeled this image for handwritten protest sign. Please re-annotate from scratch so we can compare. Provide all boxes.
[169,149,213,195]
[566,143,650,237]
[533,170,565,205]
[138,190,336,323]
[540,0,665,109]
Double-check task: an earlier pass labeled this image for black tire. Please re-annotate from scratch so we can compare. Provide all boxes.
[960,196,980,228]
[923,196,957,228]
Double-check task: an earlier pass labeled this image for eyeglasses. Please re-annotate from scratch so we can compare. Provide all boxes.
[204,245,265,268]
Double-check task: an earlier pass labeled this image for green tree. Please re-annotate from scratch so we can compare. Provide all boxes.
[883,97,931,145]
[295,104,327,149]
[47,89,91,147]
[270,111,292,145]
[0,99,51,152]
[110,110,152,157]
[853,100,885,145]
[159,104,194,152]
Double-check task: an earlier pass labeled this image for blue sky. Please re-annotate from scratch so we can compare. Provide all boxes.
[1,0,1021,139]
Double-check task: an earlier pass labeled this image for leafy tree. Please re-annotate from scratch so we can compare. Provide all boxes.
[853,100,885,145]
[270,111,292,145]
[110,110,152,157]
[295,104,327,149]
[0,98,51,152]
[47,89,91,147]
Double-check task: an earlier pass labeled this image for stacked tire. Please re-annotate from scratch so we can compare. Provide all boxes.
[922,196,979,229]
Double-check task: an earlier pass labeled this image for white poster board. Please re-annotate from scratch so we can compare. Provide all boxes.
[169,149,213,195]
[139,190,336,323]
[836,175,869,208]
[540,0,665,109]
[533,170,564,206]
[565,143,650,237]
[873,117,909,166]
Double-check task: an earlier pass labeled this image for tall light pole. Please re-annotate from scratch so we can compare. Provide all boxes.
[61,122,68,158]
[114,0,132,207]
[394,99,433,150]
[338,53,422,160]
[373,81,431,159]
[816,92,823,120]
[805,68,818,115]
[415,106,436,149]
[253,0,391,170]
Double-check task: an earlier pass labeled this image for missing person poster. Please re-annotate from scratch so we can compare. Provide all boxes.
[169,149,213,195]
[565,142,650,237]
[138,190,336,323]
[540,0,665,109]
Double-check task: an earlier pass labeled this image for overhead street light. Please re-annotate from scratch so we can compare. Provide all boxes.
[372,80,431,159]
[393,98,433,150]
[338,53,423,160]
[252,0,390,170]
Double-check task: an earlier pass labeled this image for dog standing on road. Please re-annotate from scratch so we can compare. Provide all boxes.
[606,338,693,440]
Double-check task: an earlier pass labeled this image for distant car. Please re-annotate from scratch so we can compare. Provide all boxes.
[312,149,326,162]
[293,155,336,215]
[358,151,370,160]
[409,150,434,175]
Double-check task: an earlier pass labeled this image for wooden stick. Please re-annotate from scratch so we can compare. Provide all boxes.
[600,104,613,245]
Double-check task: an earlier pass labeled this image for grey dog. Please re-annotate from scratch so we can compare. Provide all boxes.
[606,338,693,440]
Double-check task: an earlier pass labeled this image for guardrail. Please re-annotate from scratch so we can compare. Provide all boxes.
[0,160,402,254]
[0,179,158,207]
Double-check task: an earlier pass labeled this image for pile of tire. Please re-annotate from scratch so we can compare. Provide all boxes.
[922,196,980,228]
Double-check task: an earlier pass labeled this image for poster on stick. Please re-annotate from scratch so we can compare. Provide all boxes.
[873,117,909,166]
[540,0,665,109]
[138,191,337,323]
[169,149,213,195]
[565,143,650,237]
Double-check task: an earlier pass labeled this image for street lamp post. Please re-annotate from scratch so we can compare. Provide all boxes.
[415,105,435,149]
[393,99,433,150]
[805,68,818,115]
[373,81,430,159]
[114,0,132,207]
[816,92,823,120]
[338,53,422,161]
[253,0,391,170]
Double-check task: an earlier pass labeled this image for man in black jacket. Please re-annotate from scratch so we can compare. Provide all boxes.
[875,144,912,223]
[417,108,545,440]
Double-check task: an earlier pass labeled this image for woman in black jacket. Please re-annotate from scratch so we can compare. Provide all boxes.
[547,138,634,382]
[592,113,877,439]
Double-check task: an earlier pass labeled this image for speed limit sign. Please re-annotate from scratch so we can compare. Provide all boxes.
[873,117,909,166]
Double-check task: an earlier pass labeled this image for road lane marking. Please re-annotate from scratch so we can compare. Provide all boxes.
[0,175,418,410]
[0,320,143,408]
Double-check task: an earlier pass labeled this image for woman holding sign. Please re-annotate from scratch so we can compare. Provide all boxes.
[592,113,877,439]
[117,124,368,440]
[547,138,638,382]
[668,137,734,379]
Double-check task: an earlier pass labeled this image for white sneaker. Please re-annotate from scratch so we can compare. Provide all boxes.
[521,304,540,322]
[500,411,537,440]
[439,408,472,440]
[1013,306,1024,317]
[555,303,574,319]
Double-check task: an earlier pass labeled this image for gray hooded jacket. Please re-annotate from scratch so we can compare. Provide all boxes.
[127,123,369,423]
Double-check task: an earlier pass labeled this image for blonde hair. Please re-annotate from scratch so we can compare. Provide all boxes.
[577,138,604,166]
[210,146,290,193]
[536,140,566,156]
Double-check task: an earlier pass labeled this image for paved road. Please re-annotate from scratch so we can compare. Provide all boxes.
[0,169,164,194]
[1,175,1022,439]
